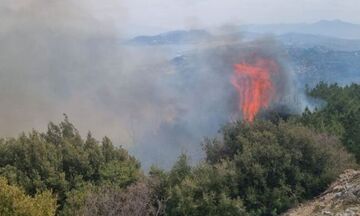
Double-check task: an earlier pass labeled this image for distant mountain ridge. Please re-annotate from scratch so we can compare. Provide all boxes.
[128,32,360,52]
[241,20,360,39]
[128,29,212,45]
[127,20,360,51]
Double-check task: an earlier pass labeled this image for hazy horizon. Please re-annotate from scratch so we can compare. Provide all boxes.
[122,0,360,36]
[2,0,360,37]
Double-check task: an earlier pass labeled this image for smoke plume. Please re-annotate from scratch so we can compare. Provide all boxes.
[0,1,307,169]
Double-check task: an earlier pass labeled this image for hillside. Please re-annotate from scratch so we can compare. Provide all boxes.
[169,45,360,89]
[286,47,360,87]
[284,169,360,216]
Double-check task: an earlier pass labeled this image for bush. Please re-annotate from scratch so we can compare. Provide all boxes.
[166,162,247,216]
[65,182,155,216]
[0,177,57,216]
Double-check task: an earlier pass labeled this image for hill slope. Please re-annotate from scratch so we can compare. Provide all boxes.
[284,170,360,216]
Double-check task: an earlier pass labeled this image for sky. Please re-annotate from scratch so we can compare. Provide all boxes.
[1,0,360,36]
[120,0,360,35]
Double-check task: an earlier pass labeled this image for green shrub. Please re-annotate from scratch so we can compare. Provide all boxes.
[0,177,57,216]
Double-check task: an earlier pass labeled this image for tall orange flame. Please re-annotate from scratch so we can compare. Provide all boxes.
[231,58,277,122]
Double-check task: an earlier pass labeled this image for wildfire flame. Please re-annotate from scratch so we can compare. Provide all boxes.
[231,58,277,122]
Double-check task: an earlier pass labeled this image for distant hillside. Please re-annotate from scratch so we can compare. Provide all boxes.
[278,33,360,51]
[286,47,360,86]
[168,45,360,88]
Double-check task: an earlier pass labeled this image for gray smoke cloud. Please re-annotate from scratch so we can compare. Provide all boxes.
[0,1,307,169]
[129,36,310,168]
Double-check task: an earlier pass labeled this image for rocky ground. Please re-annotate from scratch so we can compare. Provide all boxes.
[284,169,360,216]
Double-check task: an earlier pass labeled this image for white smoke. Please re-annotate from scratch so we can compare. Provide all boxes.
[0,1,309,169]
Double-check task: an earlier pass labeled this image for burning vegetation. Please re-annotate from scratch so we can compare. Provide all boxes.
[231,58,278,122]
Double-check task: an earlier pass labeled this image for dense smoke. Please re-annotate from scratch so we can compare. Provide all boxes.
[0,1,308,169]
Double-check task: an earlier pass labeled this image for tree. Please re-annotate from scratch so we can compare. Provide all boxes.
[0,116,141,214]
[201,120,355,215]
[299,83,360,162]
